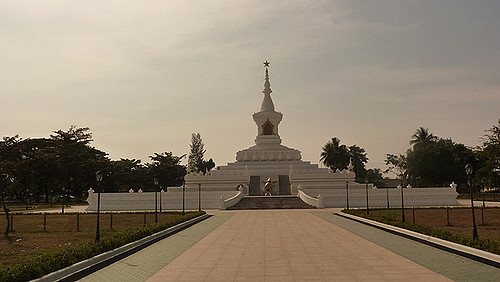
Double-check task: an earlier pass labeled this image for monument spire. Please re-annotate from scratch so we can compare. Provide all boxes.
[261,60,275,112]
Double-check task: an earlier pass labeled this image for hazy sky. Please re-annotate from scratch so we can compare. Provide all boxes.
[1,1,499,173]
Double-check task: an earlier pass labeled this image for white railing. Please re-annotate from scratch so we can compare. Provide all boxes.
[219,187,244,210]
[298,189,324,209]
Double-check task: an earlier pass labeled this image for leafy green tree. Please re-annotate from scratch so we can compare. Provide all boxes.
[320,137,350,171]
[410,127,437,145]
[387,127,476,190]
[148,152,186,188]
[349,145,368,181]
[187,133,215,175]
[406,139,474,187]
[188,133,206,173]
[1,173,14,235]
[476,119,500,188]
[366,168,384,187]
[384,153,407,183]
[0,135,22,176]
[200,158,216,175]
[0,136,22,235]
[320,138,369,181]
[107,159,146,192]
[50,126,108,200]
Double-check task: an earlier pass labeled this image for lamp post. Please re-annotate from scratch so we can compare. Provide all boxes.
[95,171,103,241]
[25,187,29,210]
[466,164,478,240]
[154,178,159,223]
[494,168,500,201]
[365,179,369,214]
[198,183,201,211]
[182,183,185,216]
[345,181,349,209]
[67,177,72,209]
[482,183,485,208]
[159,185,163,213]
[386,186,390,209]
[399,174,405,223]
[61,186,65,214]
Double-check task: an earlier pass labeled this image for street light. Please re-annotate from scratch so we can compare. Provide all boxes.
[67,176,72,209]
[159,185,163,213]
[62,177,72,214]
[399,173,405,223]
[182,183,186,216]
[345,181,349,209]
[154,178,159,223]
[466,164,478,240]
[25,187,29,210]
[198,183,201,211]
[61,186,65,214]
[365,179,369,214]
[386,186,390,209]
[95,171,103,241]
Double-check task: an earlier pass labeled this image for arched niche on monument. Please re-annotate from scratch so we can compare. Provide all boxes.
[262,120,275,135]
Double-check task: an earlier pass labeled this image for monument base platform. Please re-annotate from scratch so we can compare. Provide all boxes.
[227,195,316,210]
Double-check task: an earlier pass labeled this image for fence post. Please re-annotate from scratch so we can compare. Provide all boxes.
[110,213,113,230]
[481,206,484,225]
[143,212,146,227]
[412,207,415,225]
[446,207,450,226]
[43,214,47,232]
[77,213,80,232]
[10,214,13,232]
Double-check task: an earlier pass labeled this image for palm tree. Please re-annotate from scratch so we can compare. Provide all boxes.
[410,127,437,145]
[320,138,350,171]
[348,145,368,180]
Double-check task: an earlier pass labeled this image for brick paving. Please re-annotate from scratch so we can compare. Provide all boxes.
[314,211,500,281]
[80,209,500,281]
[147,210,450,281]
[79,212,234,282]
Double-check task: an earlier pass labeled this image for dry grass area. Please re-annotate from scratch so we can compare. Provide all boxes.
[366,207,500,241]
[0,212,188,268]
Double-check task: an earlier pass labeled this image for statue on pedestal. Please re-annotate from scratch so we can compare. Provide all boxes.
[263,177,276,196]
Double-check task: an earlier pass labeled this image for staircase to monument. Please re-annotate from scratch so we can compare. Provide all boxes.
[227,195,316,210]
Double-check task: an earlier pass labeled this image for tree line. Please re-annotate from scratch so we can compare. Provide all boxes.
[385,121,499,193]
[2,120,498,206]
[320,120,499,193]
[0,126,217,206]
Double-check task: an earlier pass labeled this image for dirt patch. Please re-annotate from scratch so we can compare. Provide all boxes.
[367,207,500,241]
[0,212,189,268]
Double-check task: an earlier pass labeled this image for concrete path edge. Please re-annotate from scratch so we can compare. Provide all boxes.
[33,213,212,282]
[336,212,500,268]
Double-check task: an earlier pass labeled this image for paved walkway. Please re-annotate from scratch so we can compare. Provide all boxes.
[78,209,500,281]
[147,210,452,281]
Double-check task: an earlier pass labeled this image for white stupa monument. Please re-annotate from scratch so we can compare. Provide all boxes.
[184,61,355,196]
[86,61,458,211]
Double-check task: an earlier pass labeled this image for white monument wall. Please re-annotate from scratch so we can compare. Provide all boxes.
[85,188,239,211]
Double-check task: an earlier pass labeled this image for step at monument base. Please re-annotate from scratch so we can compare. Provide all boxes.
[227,195,316,210]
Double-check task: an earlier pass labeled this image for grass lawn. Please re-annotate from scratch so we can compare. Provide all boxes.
[344,207,500,254]
[0,211,202,271]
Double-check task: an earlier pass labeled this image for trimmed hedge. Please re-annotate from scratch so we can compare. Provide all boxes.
[0,211,205,282]
[343,209,500,255]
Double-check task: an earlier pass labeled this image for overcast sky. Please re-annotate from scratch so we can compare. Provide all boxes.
[1,1,499,173]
